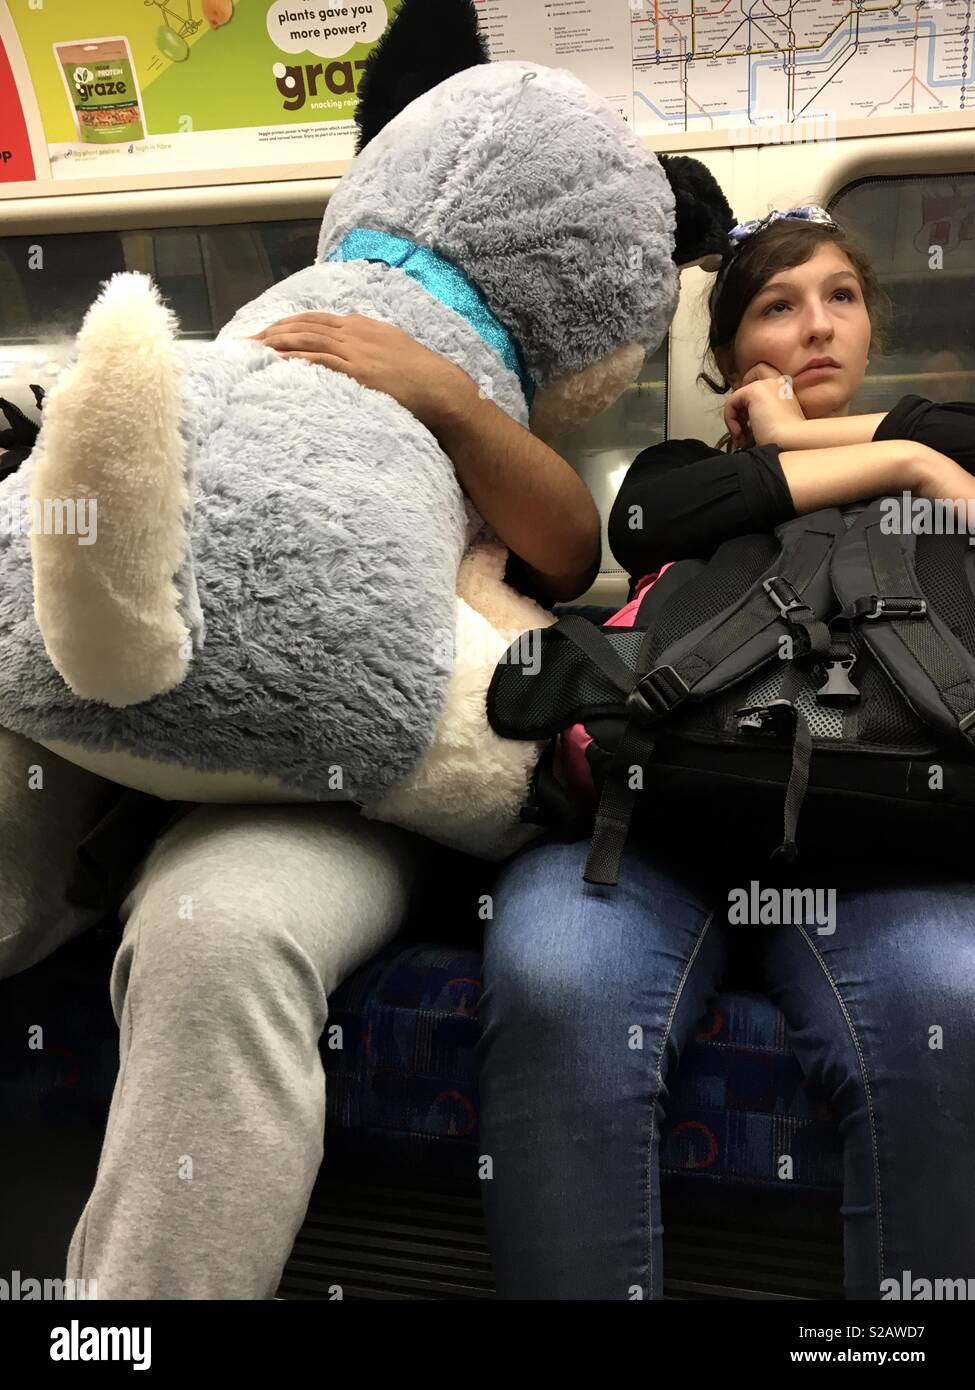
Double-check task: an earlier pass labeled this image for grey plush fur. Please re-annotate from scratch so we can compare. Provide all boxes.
[0,61,678,803]
[322,63,679,385]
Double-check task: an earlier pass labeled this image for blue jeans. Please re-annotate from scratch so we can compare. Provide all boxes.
[475,834,975,1299]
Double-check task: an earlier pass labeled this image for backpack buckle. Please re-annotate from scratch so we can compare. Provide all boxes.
[735,698,796,737]
[853,595,927,621]
[627,664,690,722]
[816,658,860,706]
[763,575,807,617]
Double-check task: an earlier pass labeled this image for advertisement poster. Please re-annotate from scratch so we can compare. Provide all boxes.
[2,0,972,193]
[479,0,635,129]
[0,30,35,182]
[3,0,401,180]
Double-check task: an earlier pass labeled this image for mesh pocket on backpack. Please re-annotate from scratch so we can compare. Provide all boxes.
[671,661,843,740]
[852,654,937,747]
[647,535,779,662]
[490,626,646,736]
[739,664,845,739]
[915,533,975,653]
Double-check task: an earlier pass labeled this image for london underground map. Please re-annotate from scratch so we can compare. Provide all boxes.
[631,0,974,136]
[479,0,974,140]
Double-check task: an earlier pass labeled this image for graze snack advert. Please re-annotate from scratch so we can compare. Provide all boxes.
[54,38,145,145]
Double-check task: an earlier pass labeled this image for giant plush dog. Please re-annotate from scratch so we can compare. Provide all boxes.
[0,0,733,857]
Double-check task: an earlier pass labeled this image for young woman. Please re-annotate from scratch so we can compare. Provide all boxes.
[475,207,975,1300]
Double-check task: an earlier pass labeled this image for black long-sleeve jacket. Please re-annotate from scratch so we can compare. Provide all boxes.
[608,395,975,593]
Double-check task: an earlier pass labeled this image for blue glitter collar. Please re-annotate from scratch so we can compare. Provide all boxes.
[324,228,535,407]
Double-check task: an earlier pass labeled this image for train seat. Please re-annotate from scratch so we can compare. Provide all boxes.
[0,629,846,1297]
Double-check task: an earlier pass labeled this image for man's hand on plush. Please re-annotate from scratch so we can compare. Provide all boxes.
[250,311,473,431]
[250,311,600,601]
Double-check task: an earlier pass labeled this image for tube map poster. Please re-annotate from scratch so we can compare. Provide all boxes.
[2,0,401,182]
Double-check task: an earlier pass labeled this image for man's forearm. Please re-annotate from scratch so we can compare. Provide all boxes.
[426,380,601,600]
[771,412,891,452]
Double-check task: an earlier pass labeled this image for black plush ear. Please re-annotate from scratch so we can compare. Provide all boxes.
[658,155,736,272]
[354,0,489,154]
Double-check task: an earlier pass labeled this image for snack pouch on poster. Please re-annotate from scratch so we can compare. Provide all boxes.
[54,37,146,145]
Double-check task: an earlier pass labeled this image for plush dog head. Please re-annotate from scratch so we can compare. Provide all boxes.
[318,0,734,438]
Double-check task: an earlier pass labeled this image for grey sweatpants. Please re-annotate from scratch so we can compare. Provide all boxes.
[0,727,425,1299]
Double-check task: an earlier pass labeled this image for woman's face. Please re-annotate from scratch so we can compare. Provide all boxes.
[726,243,872,416]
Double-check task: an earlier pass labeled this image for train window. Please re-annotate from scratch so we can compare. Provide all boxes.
[0,218,322,346]
[557,337,668,598]
[829,172,975,409]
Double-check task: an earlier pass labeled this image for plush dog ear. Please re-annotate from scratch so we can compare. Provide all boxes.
[658,155,736,272]
[354,0,489,154]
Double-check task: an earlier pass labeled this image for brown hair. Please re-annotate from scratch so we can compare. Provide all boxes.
[697,216,894,451]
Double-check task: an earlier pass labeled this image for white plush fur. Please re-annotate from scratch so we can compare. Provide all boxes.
[454,533,555,631]
[363,538,557,858]
[31,275,192,705]
[530,342,647,442]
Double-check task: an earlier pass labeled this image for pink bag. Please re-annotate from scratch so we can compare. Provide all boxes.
[554,565,674,804]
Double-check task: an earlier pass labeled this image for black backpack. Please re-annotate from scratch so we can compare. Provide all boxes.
[487,500,975,885]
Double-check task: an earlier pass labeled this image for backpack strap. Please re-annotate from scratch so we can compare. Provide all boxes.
[632,509,845,706]
[734,662,813,863]
[833,501,975,746]
[582,516,842,886]
[487,514,843,745]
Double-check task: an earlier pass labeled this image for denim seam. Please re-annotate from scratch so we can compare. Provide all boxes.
[644,907,717,1300]
[795,924,886,1286]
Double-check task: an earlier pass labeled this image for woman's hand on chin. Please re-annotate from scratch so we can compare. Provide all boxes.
[724,360,807,450]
